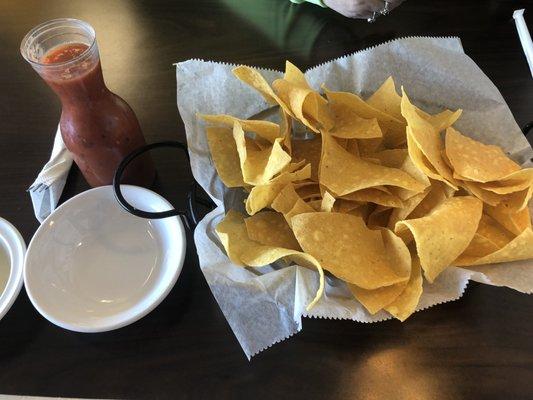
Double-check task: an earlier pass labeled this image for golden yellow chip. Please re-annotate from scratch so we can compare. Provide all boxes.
[388,189,430,228]
[445,127,521,182]
[283,61,310,88]
[460,213,514,258]
[395,196,482,282]
[216,210,324,310]
[284,199,314,227]
[461,180,502,206]
[245,164,311,215]
[292,212,411,289]
[232,66,289,112]
[200,113,282,143]
[408,180,450,220]
[402,91,458,189]
[349,280,407,315]
[233,122,292,185]
[206,126,245,187]
[320,131,427,196]
[245,211,301,250]
[324,88,406,147]
[273,79,333,133]
[417,109,462,132]
[329,102,383,139]
[455,228,533,266]
[484,203,531,235]
[271,183,302,214]
[341,188,403,208]
[384,257,423,321]
[366,76,404,122]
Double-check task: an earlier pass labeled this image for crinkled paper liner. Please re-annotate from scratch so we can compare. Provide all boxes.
[176,36,533,359]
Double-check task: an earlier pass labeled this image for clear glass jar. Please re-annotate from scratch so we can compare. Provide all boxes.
[21,18,155,187]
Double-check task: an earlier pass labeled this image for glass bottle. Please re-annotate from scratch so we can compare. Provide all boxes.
[20,18,155,188]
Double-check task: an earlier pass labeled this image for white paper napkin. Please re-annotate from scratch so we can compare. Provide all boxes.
[29,126,73,223]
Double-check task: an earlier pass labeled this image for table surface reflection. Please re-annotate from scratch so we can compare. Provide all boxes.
[0,0,532,399]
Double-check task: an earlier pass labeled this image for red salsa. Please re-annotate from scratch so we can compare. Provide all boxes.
[38,43,155,187]
[42,43,89,64]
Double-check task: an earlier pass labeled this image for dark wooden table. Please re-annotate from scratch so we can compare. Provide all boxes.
[1,0,532,399]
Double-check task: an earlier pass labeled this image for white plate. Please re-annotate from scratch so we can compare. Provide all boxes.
[24,185,186,332]
[0,218,26,321]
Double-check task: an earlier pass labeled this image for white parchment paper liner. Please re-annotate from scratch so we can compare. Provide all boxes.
[176,37,533,359]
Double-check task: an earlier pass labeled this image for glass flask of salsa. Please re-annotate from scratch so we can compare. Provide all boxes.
[20,18,155,187]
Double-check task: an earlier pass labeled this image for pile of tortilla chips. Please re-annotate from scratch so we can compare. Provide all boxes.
[200,61,533,321]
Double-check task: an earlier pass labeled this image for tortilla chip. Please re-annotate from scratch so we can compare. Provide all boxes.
[384,257,423,321]
[324,88,406,147]
[388,190,430,228]
[273,79,333,133]
[395,196,482,282]
[460,213,514,257]
[484,203,531,235]
[461,180,502,206]
[329,102,383,139]
[245,211,301,250]
[200,114,282,143]
[217,210,324,310]
[233,122,292,185]
[320,131,427,196]
[455,228,533,266]
[445,127,521,182]
[292,212,411,289]
[366,76,404,122]
[401,91,458,189]
[341,188,403,208]
[349,280,407,315]
[232,66,288,112]
[283,61,310,88]
[206,126,245,187]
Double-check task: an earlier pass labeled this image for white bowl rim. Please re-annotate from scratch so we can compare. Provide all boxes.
[23,185,186,333]
[0,217,26,321]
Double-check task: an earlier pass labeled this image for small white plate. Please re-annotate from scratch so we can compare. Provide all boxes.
[0,218,26,321]
[24,185,186,332]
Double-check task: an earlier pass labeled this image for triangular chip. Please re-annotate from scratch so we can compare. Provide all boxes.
[200,114,282,143]
[445,127,521,182]
[455,228,533,266]
[401,90,458,189]
[245,211,301,250]
[292,212,411,289]
[233,122,291,185]
[324,87,406,147]
[366,76,404,122]
[206,126,244,187]
[384,257,423,321]
[216,210,324,310]
[320,131,427,196]
[395,196,482,282]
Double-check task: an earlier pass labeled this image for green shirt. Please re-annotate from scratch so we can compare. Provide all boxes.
[220,0,329,59]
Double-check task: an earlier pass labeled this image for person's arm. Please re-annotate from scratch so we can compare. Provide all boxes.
[293,0,405,19]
